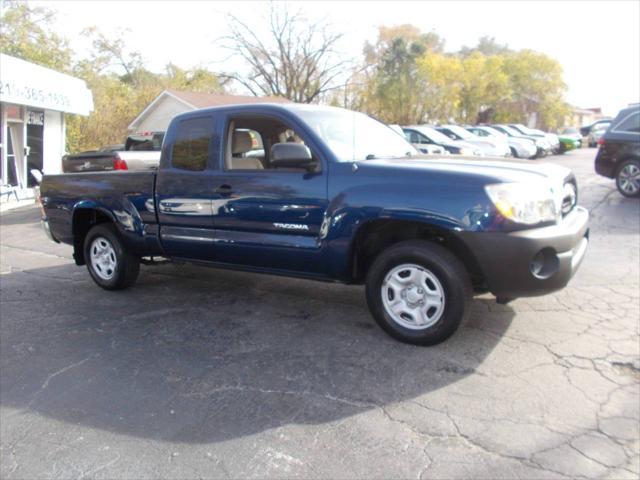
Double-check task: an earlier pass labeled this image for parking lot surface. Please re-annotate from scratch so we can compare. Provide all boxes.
[1,148,639,479]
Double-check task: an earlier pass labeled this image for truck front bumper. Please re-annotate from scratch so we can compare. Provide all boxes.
[463,206,589,298]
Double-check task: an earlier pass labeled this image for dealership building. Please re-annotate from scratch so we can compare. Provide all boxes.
[0,53,93,201]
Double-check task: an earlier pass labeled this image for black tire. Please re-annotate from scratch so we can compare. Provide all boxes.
[84,224,140,290]
[509,147,519,158]
[615,159,640,198]
[365,240,472,346]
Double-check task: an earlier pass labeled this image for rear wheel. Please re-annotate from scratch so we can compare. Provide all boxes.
[365,241,472,345]
[84,224,140,290]
[616,160,640,198]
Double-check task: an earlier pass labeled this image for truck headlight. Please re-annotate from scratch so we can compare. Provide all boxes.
[485,183,557,224]
[459,148,473,156]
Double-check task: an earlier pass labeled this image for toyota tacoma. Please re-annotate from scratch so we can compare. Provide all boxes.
[40,104,589,345]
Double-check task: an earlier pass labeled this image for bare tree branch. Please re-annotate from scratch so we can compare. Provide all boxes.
[220,4,350,103]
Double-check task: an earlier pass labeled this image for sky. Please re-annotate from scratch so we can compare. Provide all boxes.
[33,0,640,117]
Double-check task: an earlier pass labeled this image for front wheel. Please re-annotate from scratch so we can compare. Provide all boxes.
[365,241,472,345]
[84,224,140,290]
[616,160,640,198]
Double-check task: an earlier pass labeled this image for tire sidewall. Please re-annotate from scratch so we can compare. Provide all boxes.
[84,224,127,289]
[616,160,640,198]
[366,243,469,345]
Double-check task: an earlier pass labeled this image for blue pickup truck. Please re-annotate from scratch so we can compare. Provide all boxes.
[40,104,590,345]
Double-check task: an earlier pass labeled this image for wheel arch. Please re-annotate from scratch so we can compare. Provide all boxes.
[71,204,117,265]
[348,218,486,291]
[615,155,640,174]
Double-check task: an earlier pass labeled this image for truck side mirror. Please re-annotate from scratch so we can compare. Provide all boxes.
[270,143,315,170]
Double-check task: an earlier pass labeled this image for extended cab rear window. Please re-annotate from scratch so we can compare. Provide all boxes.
[171,117,214,171]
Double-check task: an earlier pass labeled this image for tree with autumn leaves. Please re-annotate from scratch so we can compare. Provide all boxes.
[346,25,569,129]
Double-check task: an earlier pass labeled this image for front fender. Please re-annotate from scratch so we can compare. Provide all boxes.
[320,163,501,280]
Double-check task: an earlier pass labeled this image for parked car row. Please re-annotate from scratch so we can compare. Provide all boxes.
[467,125,538,158]
[399,122,566,160]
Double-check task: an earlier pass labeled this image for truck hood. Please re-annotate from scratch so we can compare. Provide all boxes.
[360,156,572,185]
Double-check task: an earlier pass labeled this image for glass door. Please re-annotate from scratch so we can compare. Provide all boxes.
[6,123,25,187]
[3,104,25,188]
[26,110,44,187]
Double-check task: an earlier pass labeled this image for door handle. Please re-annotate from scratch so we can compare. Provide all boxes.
[216,184,233,196]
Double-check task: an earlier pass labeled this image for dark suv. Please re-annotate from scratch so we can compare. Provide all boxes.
[595,105,640,197]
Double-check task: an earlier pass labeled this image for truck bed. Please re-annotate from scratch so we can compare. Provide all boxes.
[41,171,157,245]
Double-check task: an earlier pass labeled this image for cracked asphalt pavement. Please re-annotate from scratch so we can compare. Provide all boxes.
[1,148,639,479]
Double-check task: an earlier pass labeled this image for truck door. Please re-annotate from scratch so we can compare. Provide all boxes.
[156,114,220,261]
[207,112,329,276]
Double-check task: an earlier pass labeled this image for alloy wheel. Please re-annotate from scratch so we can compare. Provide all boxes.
[618,163,640,196]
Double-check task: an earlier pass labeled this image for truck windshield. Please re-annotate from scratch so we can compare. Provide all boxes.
[294,109,418,162]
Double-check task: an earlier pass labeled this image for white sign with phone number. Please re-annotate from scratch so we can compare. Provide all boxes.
[0,53,93,115]
[0,81,71,108]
